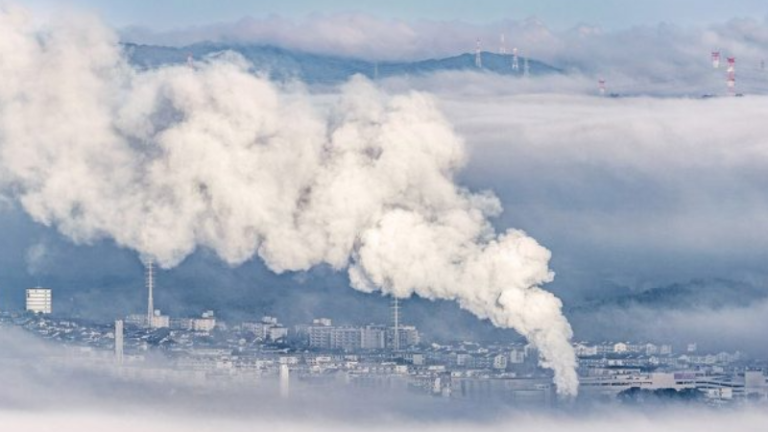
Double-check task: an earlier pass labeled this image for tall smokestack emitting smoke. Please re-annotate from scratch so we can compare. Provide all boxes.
[0,6,579,395]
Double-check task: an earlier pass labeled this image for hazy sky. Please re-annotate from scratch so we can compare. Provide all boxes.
[23,0,768,30]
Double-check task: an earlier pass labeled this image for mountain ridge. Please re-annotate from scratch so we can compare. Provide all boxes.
[569,278,768,313]
[123,41,563,83]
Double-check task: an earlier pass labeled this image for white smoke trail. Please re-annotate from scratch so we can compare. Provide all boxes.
[0,6,578,395]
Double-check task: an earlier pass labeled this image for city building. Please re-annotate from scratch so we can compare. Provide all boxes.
[26,288,52,314]
[151,310,170,329]
[242,316,288,341]
[509,346,526,364]
[392,325,421,348]
[170,317,194,330]
[192,311,216,332]
[330,327,363,351]
[115,319,124,364]
[125,313,146,327]
[361,325,387,350]
[308,318,333,348]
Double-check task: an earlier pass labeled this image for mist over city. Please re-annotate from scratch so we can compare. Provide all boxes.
[1,1,768,430]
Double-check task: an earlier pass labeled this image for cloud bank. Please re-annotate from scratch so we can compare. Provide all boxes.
[1,328,767,431]
[0,6,578,395]
[4,409,768,432]
[416,83,768,351]
[122,14,768,94]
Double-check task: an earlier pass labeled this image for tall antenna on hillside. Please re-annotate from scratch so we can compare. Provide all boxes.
[475,38,483,68]
[512,47,520,71]
[727,57,736,96]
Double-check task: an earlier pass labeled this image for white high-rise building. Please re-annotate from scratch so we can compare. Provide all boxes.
[26,288,52,314]
[115,320,124,364]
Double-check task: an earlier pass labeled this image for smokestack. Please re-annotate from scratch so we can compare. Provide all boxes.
[391,297,400,351]
[145,260,154,329]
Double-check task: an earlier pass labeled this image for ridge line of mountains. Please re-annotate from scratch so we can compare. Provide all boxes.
[568,278,768,313]
[123,42,562,83]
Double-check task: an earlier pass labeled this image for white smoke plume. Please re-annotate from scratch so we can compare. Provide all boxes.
[0,6,578,395]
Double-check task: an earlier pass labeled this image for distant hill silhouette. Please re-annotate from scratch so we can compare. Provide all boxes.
[570,278,767,312]
[123,42,562,83]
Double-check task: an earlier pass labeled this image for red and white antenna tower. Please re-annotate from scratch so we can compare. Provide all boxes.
[512,47,520,71]
[726,57,736,96]
[711,51,721,69]
[475,38,483,68]
[598,79,606,96]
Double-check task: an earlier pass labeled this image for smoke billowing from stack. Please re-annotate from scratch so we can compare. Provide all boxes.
[0,6,578,395]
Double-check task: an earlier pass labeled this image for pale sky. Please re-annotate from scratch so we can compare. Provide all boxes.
[22,0,768,30]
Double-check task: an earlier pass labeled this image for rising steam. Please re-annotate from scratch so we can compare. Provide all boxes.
[0,6,578,395]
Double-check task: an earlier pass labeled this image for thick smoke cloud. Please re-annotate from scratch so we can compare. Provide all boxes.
[0,6,578,395]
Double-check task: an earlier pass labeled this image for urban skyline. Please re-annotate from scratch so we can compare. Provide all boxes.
[3,260,766,407]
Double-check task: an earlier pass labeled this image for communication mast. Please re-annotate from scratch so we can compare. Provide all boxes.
[727,57,736,96]
[475,38,483,68]
[711,51,721,69]
[512,47,520,71]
